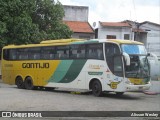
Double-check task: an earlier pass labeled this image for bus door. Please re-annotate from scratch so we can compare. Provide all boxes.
[105,43,124,90]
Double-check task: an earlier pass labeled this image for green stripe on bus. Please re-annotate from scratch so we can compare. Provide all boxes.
[59,60,87,83]
[48,60,73,83]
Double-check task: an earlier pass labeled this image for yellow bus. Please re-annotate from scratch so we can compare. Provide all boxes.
[1,39,151,96]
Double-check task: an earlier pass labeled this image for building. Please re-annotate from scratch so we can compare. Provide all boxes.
[64,21,95,39]
[123,20,148,46]
[96,21,148,45]
[96,21,132,40]
[97,20,160,58]
[139,21,160,58]
[139,21,160,81]
[124,20,160,58]
[63,5,94,39]
[96,20,160,80]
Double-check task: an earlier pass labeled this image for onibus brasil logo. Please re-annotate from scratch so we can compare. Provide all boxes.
[1,112,42,118]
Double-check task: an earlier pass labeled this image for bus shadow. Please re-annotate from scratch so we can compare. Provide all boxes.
[16,87,143,100]
[45,89,142,100]
[101,92,143,100]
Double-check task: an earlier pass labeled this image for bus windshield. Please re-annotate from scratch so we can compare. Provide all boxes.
[125,55,150,78]
[121,44,147,55]
[122,44,150,80]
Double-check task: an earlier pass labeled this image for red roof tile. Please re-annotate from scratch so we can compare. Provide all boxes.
[64,21,94,33]
[100,22,131,27]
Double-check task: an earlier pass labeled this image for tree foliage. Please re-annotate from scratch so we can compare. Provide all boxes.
[0,0,72,48]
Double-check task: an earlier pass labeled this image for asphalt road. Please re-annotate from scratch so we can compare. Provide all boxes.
[0,81,160,120]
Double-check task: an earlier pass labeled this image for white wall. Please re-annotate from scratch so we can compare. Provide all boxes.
[149,59,160,80]
[63,5,88,22]
[149,59,160,93]
[98,26,132,40]
[72,33,95,39]
[140,23,160,57]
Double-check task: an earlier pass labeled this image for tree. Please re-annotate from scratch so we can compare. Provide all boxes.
[32,0,72,40]
[0,0,72,48]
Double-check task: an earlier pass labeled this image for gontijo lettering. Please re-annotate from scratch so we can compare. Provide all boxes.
[22,63,49,68]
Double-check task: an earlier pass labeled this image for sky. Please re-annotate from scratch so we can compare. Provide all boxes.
[58,0,160,27]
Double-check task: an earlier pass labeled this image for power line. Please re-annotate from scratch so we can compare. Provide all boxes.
[132,0,137,21]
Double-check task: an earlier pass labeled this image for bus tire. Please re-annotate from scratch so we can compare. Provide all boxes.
[15,76,25,89]
[91,80,103,97]
[24,77,34,90]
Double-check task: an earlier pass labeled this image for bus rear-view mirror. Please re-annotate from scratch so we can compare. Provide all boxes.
[123,52,130,66]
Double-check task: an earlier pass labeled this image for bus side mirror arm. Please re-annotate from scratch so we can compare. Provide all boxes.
[123,52,130,66]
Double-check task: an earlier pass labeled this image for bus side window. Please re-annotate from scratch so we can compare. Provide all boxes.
[77,50,85,58]
[3,49,9,60]
[86,44,103,60]
[18,48,29,60]
[9,49,17,60]
[55,46,69,59]
[70,44,86,59]
[98,49,103,59]
[41,46,55,60]
[70,45,78,59]
[28,48,41,60]
[77,45,85,59]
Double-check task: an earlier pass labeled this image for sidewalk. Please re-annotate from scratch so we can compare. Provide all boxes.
[148,80,160,93]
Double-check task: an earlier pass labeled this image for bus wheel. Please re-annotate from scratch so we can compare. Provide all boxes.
[15,76,25,89]
[91,80,103,97]
[24,77,34,90]
[116,92,124,96]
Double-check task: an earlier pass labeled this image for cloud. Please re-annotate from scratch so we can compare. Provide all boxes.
[59,0,160,24]
[134,0,160,7]
[136,6,160,23]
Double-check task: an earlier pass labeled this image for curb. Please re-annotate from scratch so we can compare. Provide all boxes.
[143,91,159,95]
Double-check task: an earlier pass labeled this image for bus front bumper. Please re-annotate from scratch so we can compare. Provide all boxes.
[125,83,151,91]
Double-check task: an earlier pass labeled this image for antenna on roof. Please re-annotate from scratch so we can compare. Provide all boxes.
[93,22,97,29]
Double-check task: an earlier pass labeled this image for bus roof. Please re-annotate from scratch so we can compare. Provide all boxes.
[106,39,143,45]
[3,39,143,49]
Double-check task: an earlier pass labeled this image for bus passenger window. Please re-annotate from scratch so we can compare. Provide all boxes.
[70,45,86,59]
[17,48,29,60]
[55,46,69,59]
[3,49,9,60]
[28,48,41,60]
[41,46,55,60]
[86,44,103,60]
[70,45,78,59]
[9,49,17,60]
[77,45,85,59]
